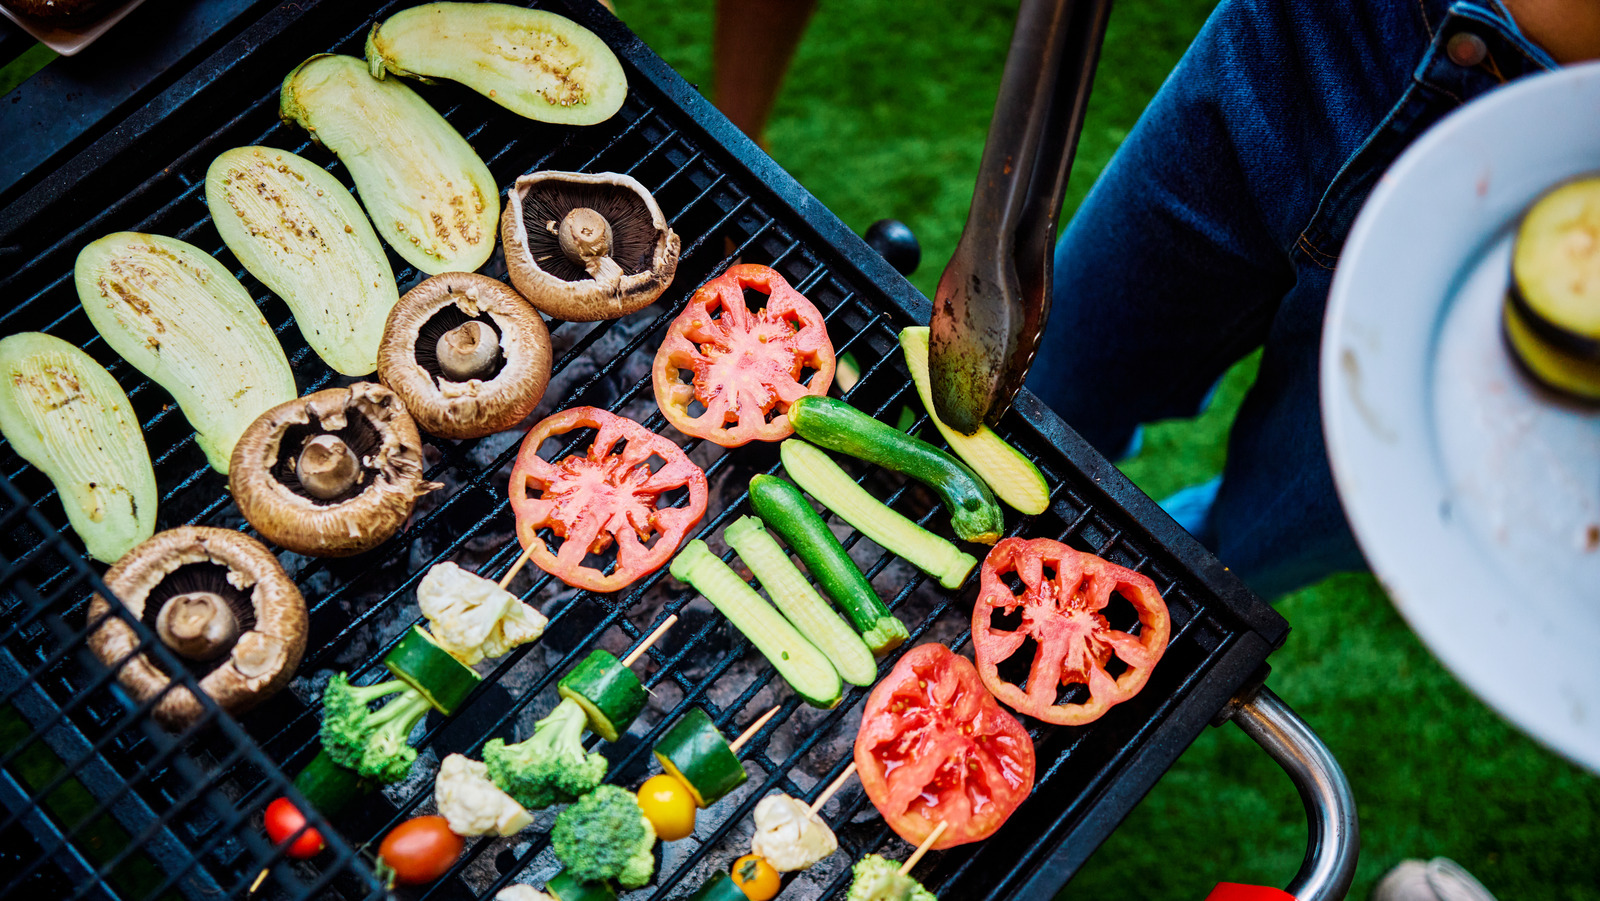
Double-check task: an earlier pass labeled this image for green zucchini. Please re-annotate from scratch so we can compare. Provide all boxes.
[205,146,398,376]
[366,3,627,126]
[747,474,908,654]
[686,872,748,901]
[557,650,647,742]
[546,870,618,901]
[383,626,482,714]
[776,441,976,590]
[280,54,498,275]
[652,707,747,808]
[0,333,157,563]
[74,232,297,474]
[669,540,842,709]
[291,747,372,817]
[723,516,876,686]
[899,326,1049,515]
[789,395,1002,544]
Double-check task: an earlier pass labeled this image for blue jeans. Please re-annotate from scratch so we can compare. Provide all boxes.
[1027,0,1558,597]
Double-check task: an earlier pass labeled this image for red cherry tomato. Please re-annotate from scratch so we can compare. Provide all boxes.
[972,538,1171,726]
[263,797,324,859]
[854,643,1035,850]
[378,815,463,885]
[652,263,836,447]
[509,406,709,593]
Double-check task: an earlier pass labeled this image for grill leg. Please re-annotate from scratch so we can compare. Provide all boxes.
[1225,685,1360,901]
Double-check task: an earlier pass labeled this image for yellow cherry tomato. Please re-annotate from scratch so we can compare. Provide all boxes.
[731,854,781,901]
[638,774,697,841]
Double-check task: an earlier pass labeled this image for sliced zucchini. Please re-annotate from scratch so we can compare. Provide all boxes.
[0,333,156,563]
[900,326,1050,514]
[292,747,372,818]
[73,232,297,474]
[546,870,618,901]
[280,54,498,275]
[383,626,482,714]
[653,706,747,808]
[367,2,627,126]
[686,872,748,901]
[723,515,876,686]
[557,649,647,742]
[669,539,842,709]
[205,146,398,376]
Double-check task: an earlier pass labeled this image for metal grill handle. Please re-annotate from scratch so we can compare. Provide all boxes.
[1225,685,1360,901]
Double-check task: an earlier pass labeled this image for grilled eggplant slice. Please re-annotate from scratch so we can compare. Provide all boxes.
[1507,176,1600,399]
[366,2,627,126]
[206,147,399,376]
[280,54,498,275]
[0,332,157,562]
[74,233,297,475]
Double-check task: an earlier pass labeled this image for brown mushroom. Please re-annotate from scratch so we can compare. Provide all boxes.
[86,526,307,729]
[229,382,441,557]
[377,273,553,439]
[501,170,680,321]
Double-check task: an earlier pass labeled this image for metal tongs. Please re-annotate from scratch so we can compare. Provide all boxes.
[929,0,1114,433]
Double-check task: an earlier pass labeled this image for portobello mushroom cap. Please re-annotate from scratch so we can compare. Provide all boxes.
[87,526,307,729]
[229,383,441,557]
[377,273,553,438]
[501,171,680,321]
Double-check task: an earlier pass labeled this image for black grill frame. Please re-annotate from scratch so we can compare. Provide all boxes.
[0,2,1289,899]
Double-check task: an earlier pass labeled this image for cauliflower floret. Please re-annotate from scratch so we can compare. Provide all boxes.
[418,562,548,665]
[435,753,533,837]
[494,886,555,901]
[750,793,838,871]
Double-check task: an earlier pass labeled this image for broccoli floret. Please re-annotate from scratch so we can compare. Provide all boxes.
[550,784,656,889]
[318,672,434,783]
[847,854,937,901]
[482,697,608,810]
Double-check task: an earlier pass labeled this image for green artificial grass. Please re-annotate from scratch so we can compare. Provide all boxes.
[622,1,1600,897]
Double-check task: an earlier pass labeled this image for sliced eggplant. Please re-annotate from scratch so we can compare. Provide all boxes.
[206,146,399,376]
[366,2,627,127]
[74,232,297,474]
[1508,176,1600,399]
[280,54,499,275]
[0,333,157,562]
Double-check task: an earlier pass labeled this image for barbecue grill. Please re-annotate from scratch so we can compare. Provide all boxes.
[0,2,1358,898]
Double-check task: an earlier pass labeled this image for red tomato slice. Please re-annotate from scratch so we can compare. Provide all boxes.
[652,263,835,447]
[972,538,1171,726]
[510,407,709,593]
[854,643,1035,850]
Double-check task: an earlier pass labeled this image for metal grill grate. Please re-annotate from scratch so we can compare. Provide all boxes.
[0,2,1288,899]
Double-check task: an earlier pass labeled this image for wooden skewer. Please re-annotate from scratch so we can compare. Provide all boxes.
[807,761,858,815]
[622,614,679,667]
[899,821,947,875]
[497,541,538,590]
[249,867,270,894]
[728,705,781,753]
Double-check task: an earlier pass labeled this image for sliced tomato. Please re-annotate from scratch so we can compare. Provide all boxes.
[972,538,1171,726]
[652,263,835,447]
[510,406,709,593]
[854,643,1034,850]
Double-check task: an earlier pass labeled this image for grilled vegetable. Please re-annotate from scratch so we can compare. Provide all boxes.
[367,2,627,126]
[434,753,533,837]
[789,395,1003,544]
[205,147,398,375]
[777,440,977,590]
[637,774,697,841]
[0,333,156,562]
[416,561,547,666]
[724,515,876,686]
[263,797,325,859]
[551,784,656,889]
[669,539,843,708]
[730,855,781,901]
[653,707,747,809]
[899,327,1048,515]
[378,815,463,885]
[545,871,618,901]
[557,650,647,742]
[280,54,498,275]
[750,793,838,872]
[1506,176,1600,399]
[847,855,936,901]
[483,696,608,810]
[385,625,483,714]
[746,474,908,654]
[292,748,370,817]
[74,232,296,474]
[687,872,750,901]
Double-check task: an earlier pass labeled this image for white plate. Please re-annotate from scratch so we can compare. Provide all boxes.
[1324,62,1600,775]
[0,0,147,57]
